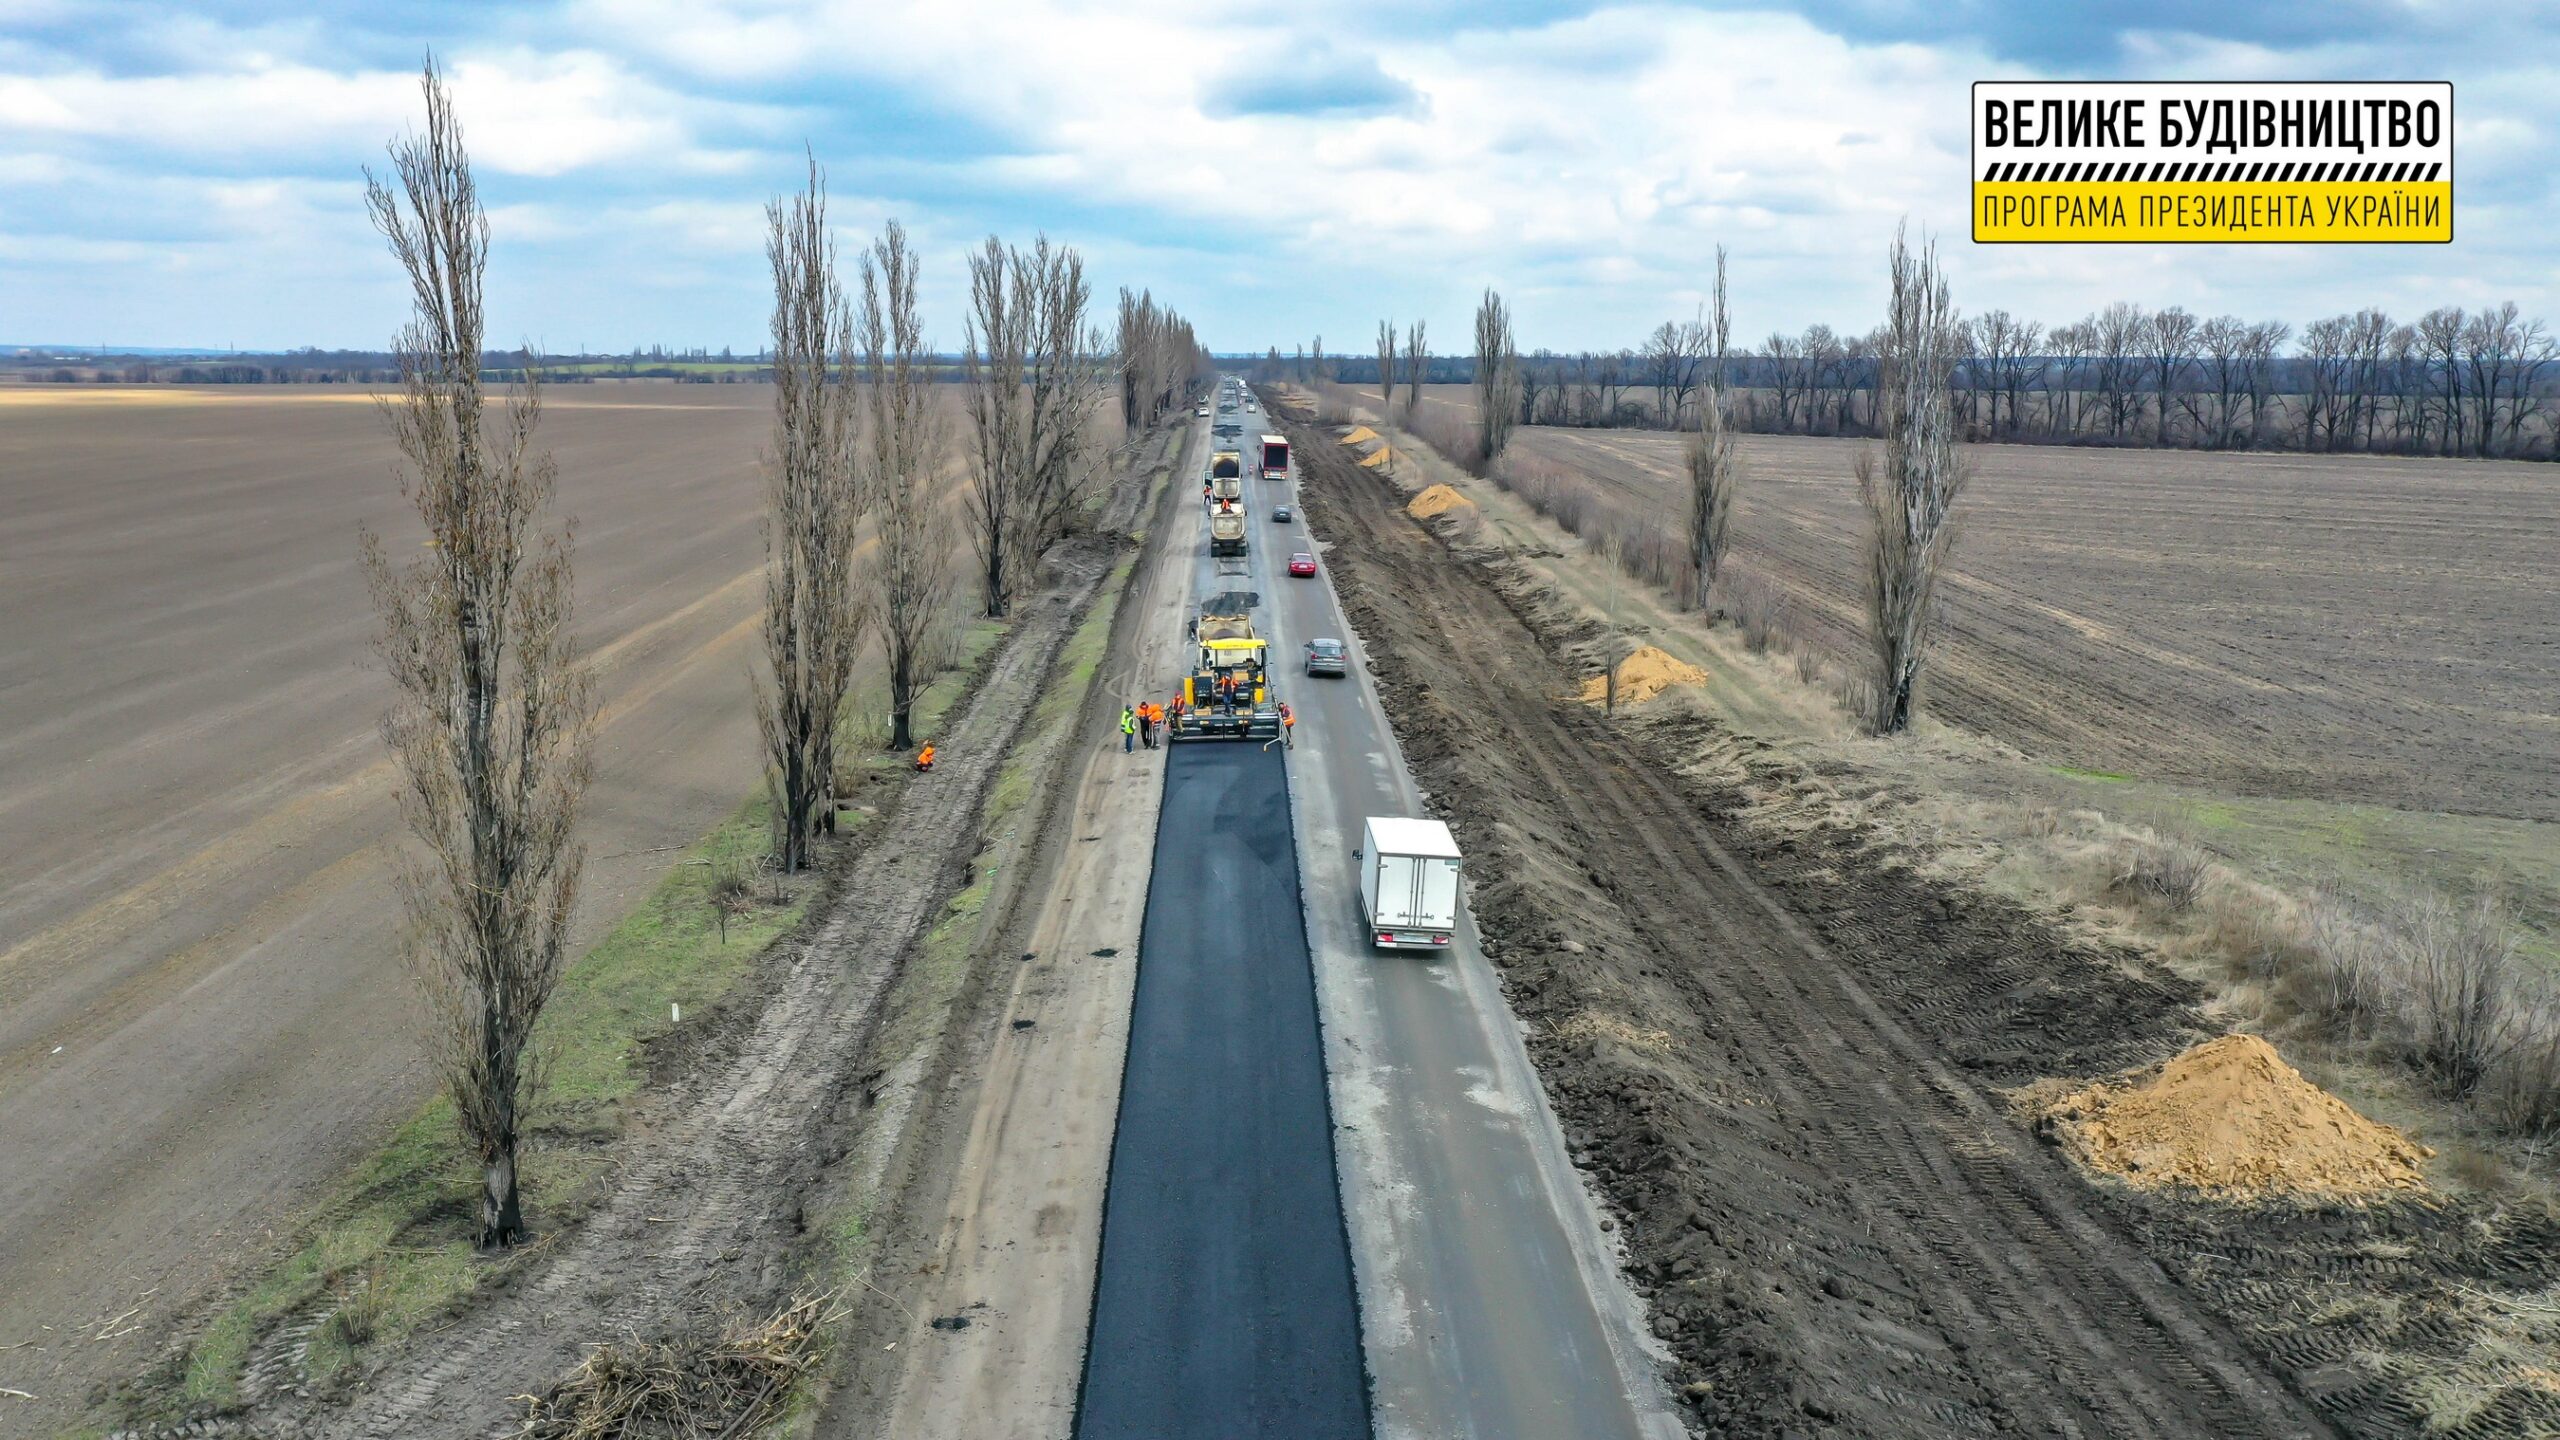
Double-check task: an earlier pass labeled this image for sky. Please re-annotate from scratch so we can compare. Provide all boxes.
[2,0,2555,354]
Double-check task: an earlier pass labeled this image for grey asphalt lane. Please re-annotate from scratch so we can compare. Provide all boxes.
[1077,392,1674,1440]
[1073,740,1370,1440]
[1253,405,1684,1440]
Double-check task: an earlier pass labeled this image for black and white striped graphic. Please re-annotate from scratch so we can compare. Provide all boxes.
[1979,159,2448,183]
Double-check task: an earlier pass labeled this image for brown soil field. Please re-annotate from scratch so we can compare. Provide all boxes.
[0,384,796,1427]
[1284,395,2560,1439]
[1408,386,2560,825]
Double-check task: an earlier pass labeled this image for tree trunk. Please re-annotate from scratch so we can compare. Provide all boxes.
[891,656,916,751]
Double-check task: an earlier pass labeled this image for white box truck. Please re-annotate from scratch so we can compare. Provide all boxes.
[1359,817,1463,949]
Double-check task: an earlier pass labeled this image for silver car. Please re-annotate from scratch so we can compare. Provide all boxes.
[1304,637,1348,676]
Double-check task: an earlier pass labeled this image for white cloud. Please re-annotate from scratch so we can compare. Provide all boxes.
[6,0,2560,347]
[0,50,778,178]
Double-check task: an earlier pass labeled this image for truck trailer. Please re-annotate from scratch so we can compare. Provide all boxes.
[1260,435,1290,481]
[1358,817,1463,949]
[1209,503,1247,556]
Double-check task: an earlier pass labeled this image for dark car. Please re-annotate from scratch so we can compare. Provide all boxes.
[1287,551,1318,577]
[1305,637,1348,676]
[1271,504,1293,522]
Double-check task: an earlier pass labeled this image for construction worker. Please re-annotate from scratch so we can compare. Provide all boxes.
[1120,704,1137,753]
[1139,702,1158,750]
[1279,702,1295,748]
[915,742,936,772]
[1169,694,1187,735]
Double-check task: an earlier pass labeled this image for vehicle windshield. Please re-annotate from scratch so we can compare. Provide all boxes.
[1310,640,1343,655]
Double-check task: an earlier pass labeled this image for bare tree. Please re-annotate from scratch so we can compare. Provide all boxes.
[2143,305,2200,445]
[1706,247,1733,398]
[860,220,953,752]
[1762,330,1807,431]
[1115,288,1204,429]
[1685,246,1738,605]
[1858,225,1968,736]
[1376,319,1397,408]
[1474,287,1521,461]
[755,160,864,873]
[2044,318,2090,436]
[2241,319,2288,446]
[360,59,594,1249]
[1405,318,1427,410]
[2090,302,2146,437]
[1017,239,1110,564]
[1595,347,1629,422]
[963,237,1028,617]
[2195,314,2247,449]
[966,235,1104,617]
[1685,388,1738,608]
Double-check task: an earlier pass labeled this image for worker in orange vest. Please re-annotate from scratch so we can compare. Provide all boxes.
[915,743,936,771]
[1278,702,1295,748]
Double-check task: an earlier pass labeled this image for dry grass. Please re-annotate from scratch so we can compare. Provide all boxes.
[514,1292,837,1439]
[2115,832,2211,911]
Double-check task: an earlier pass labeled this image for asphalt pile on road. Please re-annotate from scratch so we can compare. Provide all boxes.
[1283,409,2560,1440]
[2038,1034,2432,1199]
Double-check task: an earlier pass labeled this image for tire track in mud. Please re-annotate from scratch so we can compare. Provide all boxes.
[1283,411,2331,1439]
[234,541,1119,1440]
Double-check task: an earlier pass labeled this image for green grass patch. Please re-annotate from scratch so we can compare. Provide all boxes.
[2053,764,2135,784]
[153,800,809,1418]
[843,617,1008,775]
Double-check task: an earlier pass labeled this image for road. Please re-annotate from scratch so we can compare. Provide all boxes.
[1075,389,1677,1438]
[1075,744,1368,1439]
[0,385,777,1425]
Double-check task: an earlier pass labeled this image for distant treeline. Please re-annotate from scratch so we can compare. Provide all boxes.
[2,346,1029,387]
[1259,299,2560,460]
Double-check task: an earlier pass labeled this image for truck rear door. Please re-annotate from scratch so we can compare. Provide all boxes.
[1416,856,1460,930]
[1375,854,1419,925]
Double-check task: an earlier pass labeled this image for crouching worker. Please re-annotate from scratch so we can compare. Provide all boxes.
[915,743,936,772]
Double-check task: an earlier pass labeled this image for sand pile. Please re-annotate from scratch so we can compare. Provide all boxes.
[1361,446,1402,469]
[2041,1034,2431,1199]
[1406,483,1474,519]
[1338,425,1380,446]
[1576,646,1708,707]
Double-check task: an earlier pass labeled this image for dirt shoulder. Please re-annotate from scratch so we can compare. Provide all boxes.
[819,426,1198,1440]
[1288,391,2560,1439]
[1280,401,2333,1438]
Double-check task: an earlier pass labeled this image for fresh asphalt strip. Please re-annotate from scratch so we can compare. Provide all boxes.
[1073,741,1372,1440]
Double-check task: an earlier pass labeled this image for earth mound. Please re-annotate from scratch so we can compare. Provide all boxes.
[2040,1033,2430,1199]
[1406,483,1474,520]
[1576,645,1707,707]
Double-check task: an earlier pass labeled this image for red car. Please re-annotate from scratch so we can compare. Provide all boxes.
[1287,551,1318,577]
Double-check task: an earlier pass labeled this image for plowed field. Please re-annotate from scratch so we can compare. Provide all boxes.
[1418,391,2558,822]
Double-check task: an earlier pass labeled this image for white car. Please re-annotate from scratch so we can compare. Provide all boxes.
[1195,405,1209,417]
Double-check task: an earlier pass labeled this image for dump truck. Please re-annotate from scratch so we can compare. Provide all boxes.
[1358,817,1463,948]
[1210,451,1244,503]
[1209,500,1247,557]
[1260,435,1291,481]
